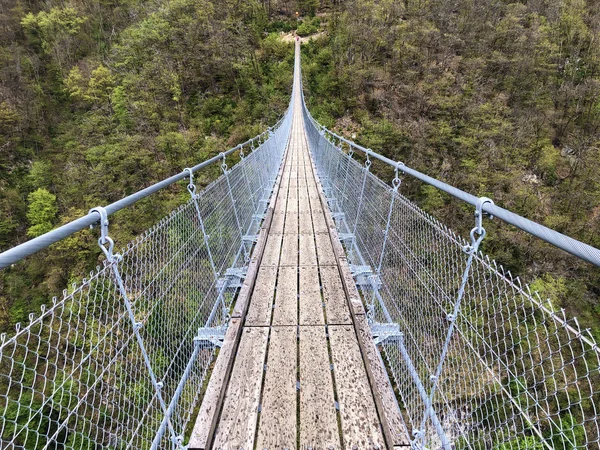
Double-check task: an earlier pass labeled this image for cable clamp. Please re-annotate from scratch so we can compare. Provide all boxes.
[183,168,196,196]
[474,197,494,234]
[90,206,118,261]
[467,197,494,250]
[219,153,228,172]
[392,162,405,191]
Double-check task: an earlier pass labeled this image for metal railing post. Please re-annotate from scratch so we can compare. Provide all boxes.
[353,154,371,237]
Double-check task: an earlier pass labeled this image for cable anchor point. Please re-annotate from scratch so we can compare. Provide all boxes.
[183,167,196,197]
[90,206,118,262]
[466,197,494,253]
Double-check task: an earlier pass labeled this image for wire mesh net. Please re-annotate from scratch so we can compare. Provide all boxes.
[0,113,290,449]
[303,102,600,450]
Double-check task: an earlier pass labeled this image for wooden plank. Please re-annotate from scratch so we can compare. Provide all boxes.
[299,192,311,213]
[284,210,299,235]
[355,315,410,446]
[261,233,282,266]
[320,265,352,325]
[298,212,313,235]
[307,184,320,200]
[299,234,318,266]
[299,326,340,449]
[286,196,299,213]
[270,212,285,234]
[312,211,329,234]
[272,266,298,326]
[329,325,386,450]
[280,233,298,266]
[245,266,277,326]
[299,265,324,325]
[274,193,287,214]
[256,326,298,450]
[315,232,337,265]
[212,327,269,450]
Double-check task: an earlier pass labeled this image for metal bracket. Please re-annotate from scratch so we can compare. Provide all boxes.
[349,264,381,289]
[370,322,402,345]
[217,266,247,290]
[338,233,355,245]
[243,234,259,244]
[194,326,227,348]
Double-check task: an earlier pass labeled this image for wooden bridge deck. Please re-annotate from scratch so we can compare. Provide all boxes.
[189,41,409,450]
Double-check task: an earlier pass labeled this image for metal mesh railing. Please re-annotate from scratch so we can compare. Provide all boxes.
[302,100,600,449]
[0,108,292,449]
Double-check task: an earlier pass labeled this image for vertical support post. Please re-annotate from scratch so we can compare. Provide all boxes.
[352,154,371,236]
[239,144,258,218]
[324,134,336,188]
[339,146,354,217]
[151,338,202,450]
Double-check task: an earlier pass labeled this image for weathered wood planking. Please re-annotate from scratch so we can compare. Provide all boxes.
[212,327,269,450]
[272,266,298,326]
[299,326,341,449]
[255,326,297,449]
[279,233,298,266]
[298,212,314,235]
[261,232,283,266]
[245,266,277,326]
[299,191,311,213]
[329,325,386,450]
[270,212,286,234]
[315,232,337,265]
[299,234,318,266]
[320,265,352,325]
[299,265,324,326]
[311,210,329,234]
[284,210,299,235]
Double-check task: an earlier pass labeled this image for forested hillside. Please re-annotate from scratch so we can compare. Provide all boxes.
[0,0,295,331]
[301,0,600,336]
[2,0,599,338]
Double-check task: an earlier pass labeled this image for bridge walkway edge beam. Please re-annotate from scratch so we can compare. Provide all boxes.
[187,123,293,450]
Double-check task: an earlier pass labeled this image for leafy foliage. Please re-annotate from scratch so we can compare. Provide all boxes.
[0,0,293,332]
[301,0,600,336]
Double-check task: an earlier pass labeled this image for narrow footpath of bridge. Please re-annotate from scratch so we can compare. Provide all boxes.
[188,41,410,450]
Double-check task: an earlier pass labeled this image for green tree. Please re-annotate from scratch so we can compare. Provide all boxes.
[26,188,58,238]
[21,7,88,73]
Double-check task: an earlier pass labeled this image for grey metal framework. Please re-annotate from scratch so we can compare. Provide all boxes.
[302,91,600,449]
[0,100,293,448]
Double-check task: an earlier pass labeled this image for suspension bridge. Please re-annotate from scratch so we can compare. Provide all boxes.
[1,40,599,450]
